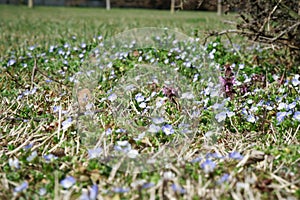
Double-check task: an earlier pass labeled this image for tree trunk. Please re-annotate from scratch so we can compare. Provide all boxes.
[106,0,111,10]
[217,0,222,15]
[170,0,175,14]
[28,0,34,8]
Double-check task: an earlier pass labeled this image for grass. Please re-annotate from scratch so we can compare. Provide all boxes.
[0,5,299,200]
[0,5,234,58]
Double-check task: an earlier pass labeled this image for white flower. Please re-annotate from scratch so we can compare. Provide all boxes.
[9,158,20,169]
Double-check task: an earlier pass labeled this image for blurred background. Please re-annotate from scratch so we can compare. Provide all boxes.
[0,0,222,11]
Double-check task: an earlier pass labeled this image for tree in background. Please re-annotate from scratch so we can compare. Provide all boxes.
[28,0,33,8]
[106,0,110,10]
[223,0,300,65]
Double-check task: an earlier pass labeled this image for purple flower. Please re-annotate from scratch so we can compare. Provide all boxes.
[200,159,216,173]
[89,184,98,200]
[108,93,117,102]
[88,148,102,159]
[23,143,33,150]
[62,117,72,130]
[142,182,155,189]
[293,111,300,121]
[217,173,230,184]
[60,176,76,189]
[152,117,165,124]
[14,181,28,193]
[7,59,16,66]
[171,183,186,194]
[148,124,161,133]
[246,114,256,123]
[44,154,58,162]
[206,153,224,159]
[228,152,243,160]
[276,112,287,123]
[112,187,130,193]
[39,187,47,196]
[162,124,174,135]
[215,111,227,122]
[190,157,202,163]
[26,151,38,162]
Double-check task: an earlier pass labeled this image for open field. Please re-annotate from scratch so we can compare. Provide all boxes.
[0,5,235,58]
[0,5,299,200]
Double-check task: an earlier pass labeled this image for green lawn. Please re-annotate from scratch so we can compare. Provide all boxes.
[0,5,234,58]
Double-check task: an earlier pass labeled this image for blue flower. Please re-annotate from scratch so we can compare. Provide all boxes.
[89,184,98,200]
[215,111,227,122]
[62,117,72,130]
[200,159,216,173]
[26,151,38,162]
[276,111,287,123]
[152,117,165,124]
[108,93,117,102]
[114,140,131,153]
[60,176,76,189]
[39,187,47,196]
[171,183,186,194]
[23,143,33,150]
[217,173,230,184]
[162,124,174,135]
[88,148,102,159]
[148,124,160,133]
[7,59,16,66]
[112,187,130,193]
[105,128,112,135]
[246,114,256,123]
[44,154,58,162]
[190,157,202,163]
[14,181,28,193]
[135,93,145,103]
[206,153,224,159]
[142,182,155,189]
[293,111,300,121]
[228,152,243,160]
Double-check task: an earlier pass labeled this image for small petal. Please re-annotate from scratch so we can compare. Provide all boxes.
[60,176,76,189]
[171,183,186,194]
[200,159,216,173]
[44,154,58,162]
[162,124,174,135]
[14,181,28,193]
[276,112,287,123]
[108,93,117,102]
[293,111,300,121]
[142,182,155,189]
[39,188,47,196]
[62,117,72,130]
[112,187,130,193]
[152,117,165,124]
[228,152,243,160]
[9,158,20,169]
[89,184,98,200]
[88,148,102,159]
[148,124,160,133]
[26,151,38,162]
[215,111,227,122]
[217,173,230,184]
